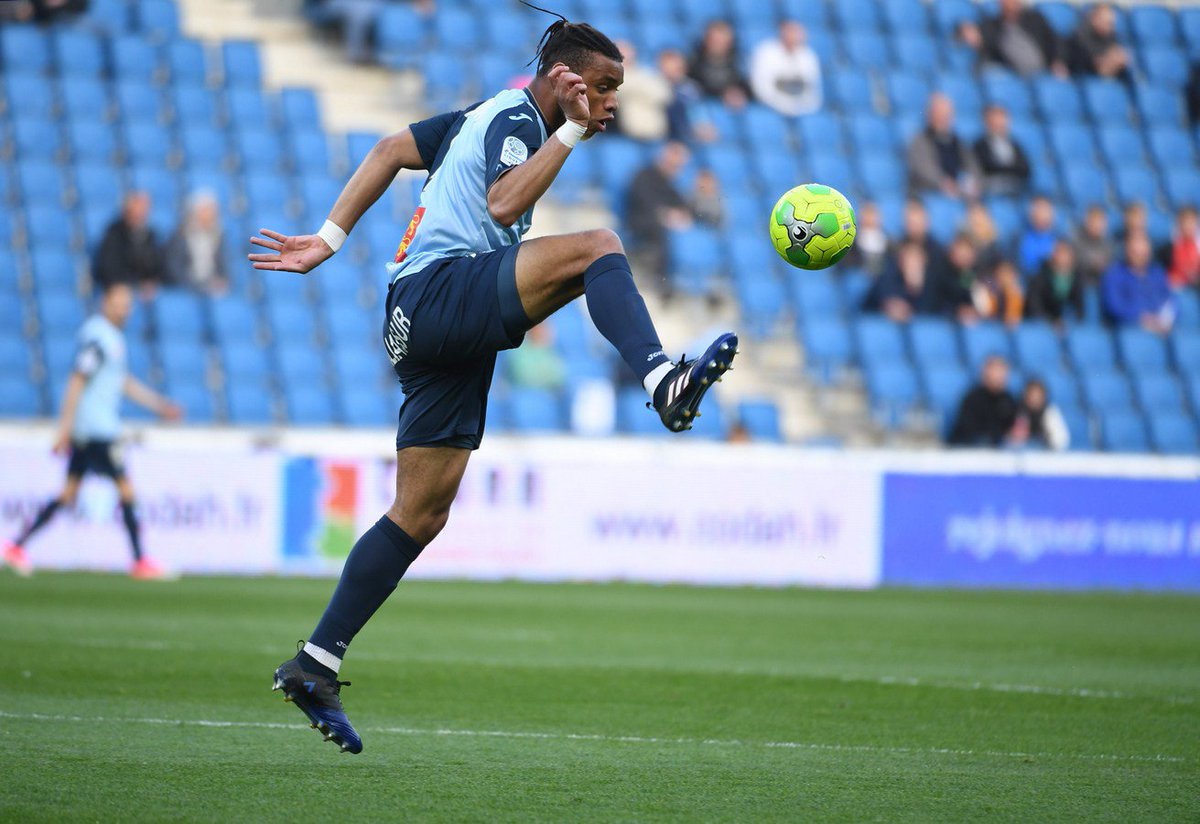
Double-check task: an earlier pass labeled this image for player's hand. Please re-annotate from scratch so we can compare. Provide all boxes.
[248,229,333,274]
[160,401,184,422]
[51,432,71,456]
[548,63,589,127]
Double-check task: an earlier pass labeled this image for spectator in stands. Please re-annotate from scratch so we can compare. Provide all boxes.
[321,0,386,64]
[1188,64,1200,126]
[1066,2,1131,82]
[943,234,983,323]
[1162,205,1200,291]
[1072,204,1115,284]
[845,201,888,277]
[0,0,87,23]
[1102,232,1175,334]
[507,324,566,392]
[906,93,980,200]
[1009,378,1070,451]
[973,104,1031,197]
[948,355,1019,447]
[895,198,949,277]
[960,0,1066,78]
[92,191,165,297]
[1116,201,1148,245]
[1026,240,1086,324]
[749,20,823,118]
[963,203,1005,273]
[165,192,228,296]
[974,259,1025,327]
[611,40,671,143]
[626,142,693,278]
[869,242,942,323]
[1016,196,1057,276]
[689,169,723,229]
[658,49,715,144]
[688,19,750,108]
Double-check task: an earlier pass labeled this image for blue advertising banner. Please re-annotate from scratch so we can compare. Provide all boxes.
[882,473,1200,591]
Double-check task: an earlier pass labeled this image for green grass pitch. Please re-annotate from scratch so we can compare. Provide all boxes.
[0,572,1196,822]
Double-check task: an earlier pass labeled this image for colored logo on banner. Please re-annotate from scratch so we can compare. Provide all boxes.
[282,458,361,562]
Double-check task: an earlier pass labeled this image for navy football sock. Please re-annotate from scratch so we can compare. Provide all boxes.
[583,253,671,385]
[303,516,424,678]
[120,501,143,562]
[15,498,60,546]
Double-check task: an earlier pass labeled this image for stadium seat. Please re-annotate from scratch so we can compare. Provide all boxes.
[1065,326,1117,372]
[115,80,164,124]
[853,316,906,368]
[893,33,939,75]
[735,399,783,442]
[830,0,882,32]
[1163,169,1200,211]
[1135,84,1184,126]
[1148,127,1196,173]
[31,249,80,294]
[180,125,229,170]
[1097,126,1146,170]
[1112,166,1159,206]
[667,227,724,296]
[53,28,106,76]
[508,388,565,433]
[1011,322,1062,372]
[1148,413,1198,455]
[1116,328,1169,372]
[1082,79,1132,123]
[3,74,54,119]
[16,161,64,206]
[1099,409,1148,452]
[960,323,1012,371]
[1142,47,1189,89]
[1061,164,1109,210]
[123,122,176,168]
[160,339,209,381]
[0,374,41,417]
[1172,330,1200,375]
[932,0,976,36]
[800,317,853,384]
[111,35,162,81]
[221,40,262,87]
[1032,77,1083,122]
[222,341,271,382]
[284,384,336,425]
[866,361,920,429]
[1175,292,1200,331]
[61,77,111,121]
[922,362,971,433]
[341,385,392,427]
[226,383,274,424]
[735,272,787,338]
[615,387,662,436]
[138,0,181,41]
[1129,6,1178,48]
[907,318,959,369]
[982,71,1033,116]
[842,33,892,71]
[375,4,427,68]
[1082,371,1135,414]
[1,24,52,75]
[1184,9,1200,56]
[167,38,210,87]
[1133,373,1185,415]
[11,117,63,163]
[828,70,872,115]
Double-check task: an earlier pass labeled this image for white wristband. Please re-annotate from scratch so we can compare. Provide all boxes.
[555,120,587,149]
[316,219,347,254]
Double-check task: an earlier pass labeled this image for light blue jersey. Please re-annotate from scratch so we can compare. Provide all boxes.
[72,314,126,441]
[387,87,549,283]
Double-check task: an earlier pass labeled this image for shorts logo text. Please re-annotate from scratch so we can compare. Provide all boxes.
[385,306,412,365]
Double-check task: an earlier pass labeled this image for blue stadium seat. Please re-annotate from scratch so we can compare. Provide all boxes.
[1,24,52,75]
[1032,77,1083,122]
[115,80,163,124]
[375,4,427,68]
[640,21,688,57]
[790,269,840,320]
[853,316,906,367]
[221,40,262,87]
[842,32,892,71]
[123,122,175,167]
[1117,327,1169,372]
[129,164,180,213]
[67,121,119,166]
[735,272,787,338]
[340,381,392,426]
[830,0,882,31]
[736,399,782,442]
[1049,123,1097,165]
[0,373,40,417]
[279,87,320,130]
[235,128,285,170]
[885,72,932,115]
[1097,125,1146,169]
[1061,164,1109,209]
[226,87,273,126]
[1174,291,1200,331]
[138,0,181,41]
[344,130,381,171]
[227,383,275,423]
[26,205,77,251]
[1142,47,1189,88]
[1172,330,1200,375]
[1082,371,1134,414]
[1065,325,1117,371]
[617,387,663,436]
[982,71,1033,116]
[922,194,965,244]
[932,0,977,36]
[1148,413,1198,455]
[508,388,565,432]
[171,85,219,128]
[1038,366,1081,412]
[210,296,259,343]
[223,341,271,386]
[1148,127,1196,173]
[667,227,724,296]
[61,76,111,121]
[1011,322,1062,372]
[1133,373,1185,415]
[740,105,792,152]
[848,113,896,155]
[0,331,33,376]
[180,125,229,169]
[857,155,905,200]
[703,145,751,189]
[891,33,939,75]
[1082,79,1132,123]
[922,363,971,434]
[266,301,317,345]
[53,28,106,76]
[11,117,63,162]
[1163,169,1200,211]
[809,151,858,197]
[482,11,533,59]
[1100,409,1148,452]
[800,317,853,384]
[111,34,161,80]
[828,69,872,115]
[883,0,931,34]
[284,383,336,425]
[167,39,209,87]
[1112,165,1159,206]
[30,248,79,295]
[960,322,1012,371]
[159,339,209,381]
[291,131,331,174]
[153,291,208,339]
[17,161,64,205]
[38,291,84,332]
[1129,6,1178,47]
[3,74,54,119]
[1135,84,1183,126]
[1184,9,1200,56]
[866,361,920,429]
[908,318,959,369]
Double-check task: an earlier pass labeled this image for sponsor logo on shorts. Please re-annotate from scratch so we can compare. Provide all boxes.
[384,305,412,365]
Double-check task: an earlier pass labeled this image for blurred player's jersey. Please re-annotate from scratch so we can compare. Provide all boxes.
[72,314,126,441]
[387,87,549,283]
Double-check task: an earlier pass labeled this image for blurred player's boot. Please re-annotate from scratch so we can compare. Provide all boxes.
[3,541,32,577]
[272,648,363,754]
[652,332,739,432]
[130,558,171,580]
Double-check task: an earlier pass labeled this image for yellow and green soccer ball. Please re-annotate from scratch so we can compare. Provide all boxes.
[768,184,857,271]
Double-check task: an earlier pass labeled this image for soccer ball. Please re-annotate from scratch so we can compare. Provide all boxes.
[768,184,857,271]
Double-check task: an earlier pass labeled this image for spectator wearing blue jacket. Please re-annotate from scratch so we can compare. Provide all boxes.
[1016,196,1057,276]
[1102,232,1175,335]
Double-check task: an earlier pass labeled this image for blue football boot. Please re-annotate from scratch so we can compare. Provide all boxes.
[272,647,363,754]
[653,332,739,432]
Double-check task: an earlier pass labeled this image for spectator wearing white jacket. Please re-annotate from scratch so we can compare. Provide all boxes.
[749,21,823,117]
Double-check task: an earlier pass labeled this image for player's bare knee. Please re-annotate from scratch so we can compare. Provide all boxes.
[585,228,624,261]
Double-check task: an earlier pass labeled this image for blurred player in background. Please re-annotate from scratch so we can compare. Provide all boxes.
[249,7,737,754]
[2,283,182,580]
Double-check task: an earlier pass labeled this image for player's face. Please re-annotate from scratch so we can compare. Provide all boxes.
[104,285,134,327]
[580,55,623,138]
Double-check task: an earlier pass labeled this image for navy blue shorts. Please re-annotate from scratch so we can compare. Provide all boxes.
[382,244,530,451]
[67,440,126,479]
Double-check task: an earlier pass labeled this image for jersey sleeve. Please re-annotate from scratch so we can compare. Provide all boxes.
[409,110,464,169]
[483,110,544,190]
[74,338,105,377]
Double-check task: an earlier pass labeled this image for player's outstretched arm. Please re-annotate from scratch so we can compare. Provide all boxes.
[52,372,86,455]
[487,65,589,227]
[123,376,183,422]
[248,128,427,274]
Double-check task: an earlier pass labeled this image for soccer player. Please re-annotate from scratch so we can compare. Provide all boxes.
[249,14,738,754]
[3,283,182,579]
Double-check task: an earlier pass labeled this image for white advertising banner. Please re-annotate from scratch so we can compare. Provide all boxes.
[329,441,883,588]
[0,443,282,574]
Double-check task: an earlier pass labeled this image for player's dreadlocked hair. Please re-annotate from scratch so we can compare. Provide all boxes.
[522,1,622,77]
